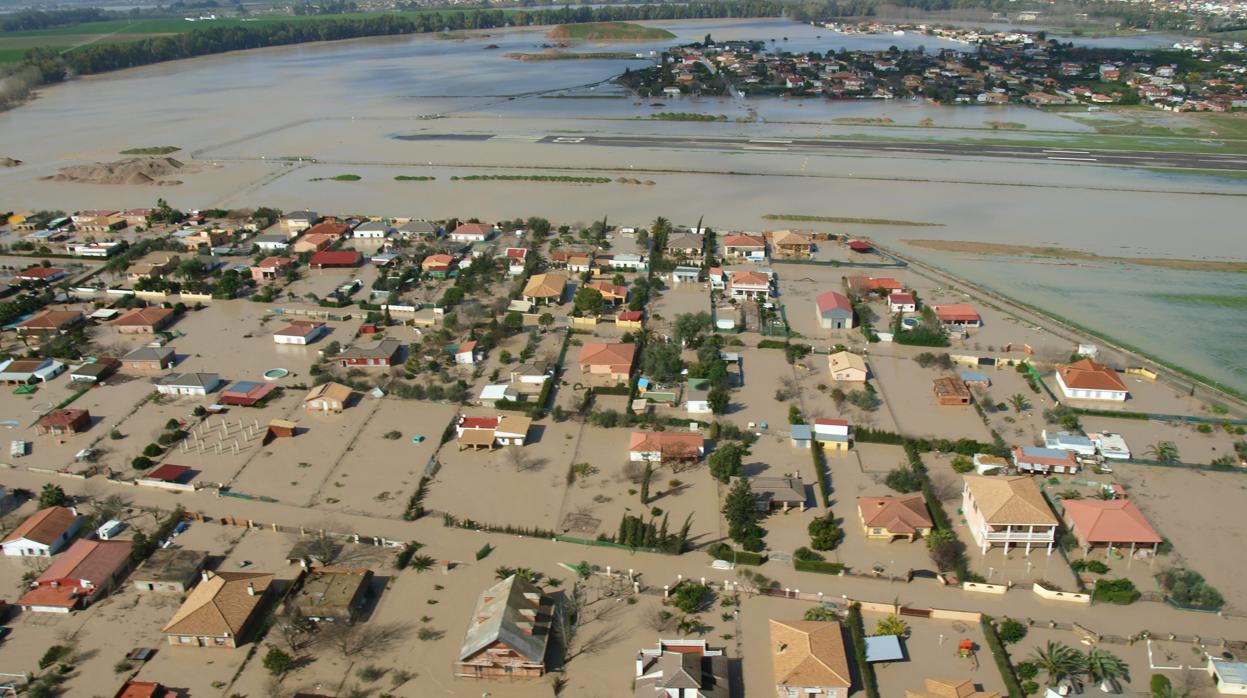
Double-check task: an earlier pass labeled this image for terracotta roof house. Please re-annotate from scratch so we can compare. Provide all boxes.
[421,253,455,277]
[127,252,180,280]
[934,377,972,406]
[163,571,274,648]
[628,431,704,463]
[905,677,1002,698]
[848,276,903,295]
[1055,359,1129,402]
[121,345,175,371]
[292,233,335,254]
[578,342,636,385]
[15,267,66,284]
[273,320,327,345]
[634,639,732,698]
[962,475,1058,555]
[584,280,628,305]
[35,408,92,435]
[309,250,361,268]
[132,548,210,592]
[727,271,771,300]
[933,304,982,327]
[722,234,767,260]
[827,351,867,382]
[1012,446,1080,475]
[858,495,934,541]
[250,256,294,283]
[733,475,807,511]
[17,309,83,335]
[522,273,568,305]
[1062,499,1162,555]
[304,382,353,413]
[113,680,173,698]
[455,575,554,679]
[304,221,351,240]
[815,291,855,330]
[889,292,917,313]
[289,566,374,624]
[337,338,402,367]
[219,380,278,407]
[19,539,132,612]
[455,414,532,449]
[769,230,813,258]
[1,506,83,557]
[113,306,175,334]
[769,619,852,697]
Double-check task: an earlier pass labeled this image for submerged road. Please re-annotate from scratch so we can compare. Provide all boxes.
[394,132,1247,171]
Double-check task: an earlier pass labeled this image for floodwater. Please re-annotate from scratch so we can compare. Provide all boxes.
[0,17,1244,392]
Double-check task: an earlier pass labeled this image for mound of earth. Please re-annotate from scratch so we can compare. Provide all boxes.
[0,157,21,167]
[41,156,198,186]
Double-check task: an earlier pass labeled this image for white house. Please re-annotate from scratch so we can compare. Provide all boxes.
[1206,658,1247,695]
[671,267,701,284]
[1089,432,1131,460]
[352,220,392,239]
[455,341,480,365]
[726,270,771,300]
[1042,430,1097,458]
[1,507,82,557]
[606,253,647,271]
[283,210,318,232]
[155,373,222,397]
[813,418,852,451]
[888,292,917,313]
[273,321,327,345]
[1055,359,1129,402]
[449,223,494,242]
[252,233,290,252]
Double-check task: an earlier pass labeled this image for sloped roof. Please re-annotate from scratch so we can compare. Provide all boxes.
[729,271,770,288]
[1059,359,1128,392]
[523,273,567,299]
[309,250,361,267]
[2,506,78,546]
[722,234,765,248]
[305,382,352,404]
[828,351,866,373]
[964,475,1056,526]
[122,346,174,362]
[934,304,981,323]
[769,619,852,689]
[275,320,324,337]
[19,310,83,329]
[39,538,131,585]
[162,571,273,637]
[816,291,853,316]
[159,372,219,389]
[1063,499,1161,545]
[458,575,550,664]
[113,307,174,328]
[629,431,703,456]
[858,495,933,534]
[579,342,636,369]
[771,230,812,246]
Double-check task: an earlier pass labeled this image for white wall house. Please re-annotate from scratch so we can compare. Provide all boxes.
[962,475,1058,555]
[1,507,82,557]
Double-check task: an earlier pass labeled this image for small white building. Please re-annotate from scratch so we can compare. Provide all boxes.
[455,341,480,365]
[352,220,392,238]
[1089,432,1131,460]
[1,507,82,557]
[1208,658,1247,695]
[1042,430,1098,458]
[273,321,327,345]
[155,372,221,397]
[888,292,917,313]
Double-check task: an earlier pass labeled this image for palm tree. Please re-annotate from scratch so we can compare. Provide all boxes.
[494,566,517,580]
[1084,648,1128,690]
[1145,441,1179,463]
[1030,641,1085,688]
[1008,393,1031,413]
[408,555,434,572]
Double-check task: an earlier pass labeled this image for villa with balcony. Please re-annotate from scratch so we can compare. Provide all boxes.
[962,475,1058,556]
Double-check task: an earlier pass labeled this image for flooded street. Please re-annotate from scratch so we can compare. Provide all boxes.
[0,17,1244,391]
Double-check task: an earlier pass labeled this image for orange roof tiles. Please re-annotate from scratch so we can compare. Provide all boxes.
[1059,359,1128,393]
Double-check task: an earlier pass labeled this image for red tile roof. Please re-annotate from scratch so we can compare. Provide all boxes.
[114,681,169,698]
[453,223,493,236]
[2,507,78,546]
[1064,499,1162,545]
[461,416,501,430]
[146,463,192,483]
[305,221,350,238]
[113,306,174,328]
[815,290,852,314]
[934,304,981,323]
[309,251,361,267]
[858,495,933,533]
[628,431,703,457]
[1059,359,1127,392]
[17,267,64,279]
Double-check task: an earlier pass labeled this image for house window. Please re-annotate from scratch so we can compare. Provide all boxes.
[179,636,193,644]
[872,528,883,535]
[214,637,226,646]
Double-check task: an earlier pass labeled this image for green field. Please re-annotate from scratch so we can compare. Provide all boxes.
[547,21,674,41]
[1151,293,1247,308]
[120,145,180,155]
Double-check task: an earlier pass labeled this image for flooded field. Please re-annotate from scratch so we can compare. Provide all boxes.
[0,17,1244,393]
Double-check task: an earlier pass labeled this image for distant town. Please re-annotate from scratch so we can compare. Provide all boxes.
[620,24,1247,111]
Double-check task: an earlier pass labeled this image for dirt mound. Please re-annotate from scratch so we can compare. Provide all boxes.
[41,156,198,186]
[0,157,21,167]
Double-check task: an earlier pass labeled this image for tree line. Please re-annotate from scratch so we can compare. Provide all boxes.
[17,1,783,81]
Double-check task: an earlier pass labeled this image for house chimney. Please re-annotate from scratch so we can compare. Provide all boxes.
[635,652,644,677]
[202,570,211,583]
[776,642,787,654]
[246,582,255,597]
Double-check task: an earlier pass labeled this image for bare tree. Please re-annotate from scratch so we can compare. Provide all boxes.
[621,461,645,484]
[324,621,412,659]
[644,606,676,632]
[504,446,544,472]
[928,471,961,502]
[273,607,317,652]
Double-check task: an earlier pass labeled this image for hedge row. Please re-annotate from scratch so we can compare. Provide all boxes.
[708,543,767,566]
[847,604,880,698]
[811,442,831,507]
[793,559,845,575]
[981,616,1026,698]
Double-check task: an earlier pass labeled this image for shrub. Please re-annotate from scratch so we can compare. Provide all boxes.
[707,543,766,566]
[131,456,154,469]
[38,645,71,670]
[808,515,844,551]
[951,454,974,473]
[793,559,845,575]
[1015,661,1038,681]
[142,443,163,458]
[262,648,293,676]
[1022,680,1039,695]
[1158,567,1224,609]
[475,543,493,561]
[1092,578,1141,605]
[885,467,923,493]
[981,616,1025,698]
[383,430,402,440]
[1150,674,1172,695]
[1085,560,1110,574]
[669,581,711,614]
[793,546,822,562]
[997,617,1028,645]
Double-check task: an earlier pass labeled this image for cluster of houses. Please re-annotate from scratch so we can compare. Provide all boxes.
[655,28,1247,111]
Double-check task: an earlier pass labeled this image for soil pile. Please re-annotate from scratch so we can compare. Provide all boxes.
[41,156,198,186]
[0,157,21,167]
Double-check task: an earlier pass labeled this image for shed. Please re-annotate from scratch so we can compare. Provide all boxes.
[933,377,971,405]
[790,424,812,449]
[864,634,905,663]
[263,419,297,444]
[959,371,991,387]
[35,409,92,435]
